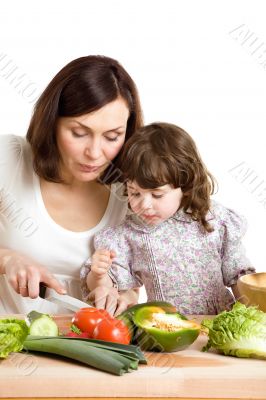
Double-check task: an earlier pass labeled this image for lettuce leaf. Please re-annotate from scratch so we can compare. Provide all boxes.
[0,318,29,358]
[202,302,266,358]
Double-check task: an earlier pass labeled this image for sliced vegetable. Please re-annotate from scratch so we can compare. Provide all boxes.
[72,307,109,336]
[27,311,59,337]
[117,301,199,352]
[0,318,29,358]
[92,317,131,344]
[23,336,146,375]
[202,302,266,359]
[132,305,200,352]
[117,301,178,340]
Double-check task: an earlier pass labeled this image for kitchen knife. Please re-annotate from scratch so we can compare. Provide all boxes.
[45,290,93,312]
[39,283,92,312]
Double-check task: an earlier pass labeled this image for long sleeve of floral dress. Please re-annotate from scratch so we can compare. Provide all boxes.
[219,206,255,287]
[80,223,143,301]
[80,202,255,314]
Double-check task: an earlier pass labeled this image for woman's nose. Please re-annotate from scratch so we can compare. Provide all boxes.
[85,138,102,159]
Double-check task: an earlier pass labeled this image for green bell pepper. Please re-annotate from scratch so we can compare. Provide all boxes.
[117,301,200,352]
[117,301,178,341]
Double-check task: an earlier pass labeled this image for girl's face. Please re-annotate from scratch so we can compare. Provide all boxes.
[56,97,129,184]
[127,181,183,225]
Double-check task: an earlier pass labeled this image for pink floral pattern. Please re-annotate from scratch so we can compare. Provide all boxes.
[81,201,255,314]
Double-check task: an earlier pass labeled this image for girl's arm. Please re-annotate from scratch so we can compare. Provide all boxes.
[86,269,113,290]
[86,249,115,291]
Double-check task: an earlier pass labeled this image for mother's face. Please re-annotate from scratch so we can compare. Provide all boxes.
[56,97,129,183]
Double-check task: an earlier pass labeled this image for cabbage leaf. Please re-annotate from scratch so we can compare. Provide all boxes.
[0,318,29,358]
[202,302,266,358]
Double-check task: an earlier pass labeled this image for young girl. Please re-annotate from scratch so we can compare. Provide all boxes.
[80,122,255,315]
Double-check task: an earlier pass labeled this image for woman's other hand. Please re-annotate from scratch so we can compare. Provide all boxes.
[1,250,66,298]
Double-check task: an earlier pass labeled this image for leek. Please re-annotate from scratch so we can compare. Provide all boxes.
[23,336,146,375]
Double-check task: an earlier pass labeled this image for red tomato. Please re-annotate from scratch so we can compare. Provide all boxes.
[72,307,110,337]
[92,317,131,345]
[66,331,90,338]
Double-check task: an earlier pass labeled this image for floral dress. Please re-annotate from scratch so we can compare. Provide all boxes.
[80,201,254,314]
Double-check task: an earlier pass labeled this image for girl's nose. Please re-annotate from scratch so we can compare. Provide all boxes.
[140,197,153,211]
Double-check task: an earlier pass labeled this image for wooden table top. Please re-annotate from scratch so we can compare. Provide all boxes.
[1,314,266,399]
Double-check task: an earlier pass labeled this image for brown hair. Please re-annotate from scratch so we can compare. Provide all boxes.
[26,55,143,183]
[119,122,216,232]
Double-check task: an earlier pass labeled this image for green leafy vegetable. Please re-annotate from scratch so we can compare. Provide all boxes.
[202,302,266,358]
[0,318,29,358]
[23,336,146,375]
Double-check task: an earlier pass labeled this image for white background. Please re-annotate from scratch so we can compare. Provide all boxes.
[0,0,265,298]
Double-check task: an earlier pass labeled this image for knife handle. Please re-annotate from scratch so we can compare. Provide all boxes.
[39,282,47,298]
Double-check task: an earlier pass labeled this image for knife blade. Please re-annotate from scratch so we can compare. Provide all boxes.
[39,283,92,312]
[45,290,93,312]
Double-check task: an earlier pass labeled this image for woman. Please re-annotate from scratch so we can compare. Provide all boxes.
[0,55,143,315]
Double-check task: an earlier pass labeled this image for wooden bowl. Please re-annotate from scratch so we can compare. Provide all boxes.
[237,273,266,312]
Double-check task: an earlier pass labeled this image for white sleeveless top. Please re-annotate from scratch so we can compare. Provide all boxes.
[0,135,128,314]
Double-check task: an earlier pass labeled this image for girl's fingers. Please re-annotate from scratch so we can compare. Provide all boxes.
[96,249,111,257]
[114,299,129,316]
[110,250,116,259]
[95,261,110,270]
[88,287,107,310]
[105,294,119,316]
[91,267,108,277]
[95,255,111,264]
[88,287,119,315]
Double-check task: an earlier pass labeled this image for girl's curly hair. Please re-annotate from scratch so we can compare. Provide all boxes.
[118,122,217,233]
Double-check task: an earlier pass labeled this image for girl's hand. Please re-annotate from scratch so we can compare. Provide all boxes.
[114,289,139,316]
[91,249,116,278]
[2,251,66,298]
[87,286,120,315]
[88,286,139,317]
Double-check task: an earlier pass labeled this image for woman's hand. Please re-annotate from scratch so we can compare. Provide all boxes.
[1,250,66,298]
[88,286,139,316]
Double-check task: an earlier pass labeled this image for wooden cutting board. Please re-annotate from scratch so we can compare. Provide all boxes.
[0,315,266,399]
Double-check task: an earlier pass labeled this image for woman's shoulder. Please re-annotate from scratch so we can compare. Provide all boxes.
[0,134,32,189]
[0,133,26,145]
[110,182,126,200]
[105,182,128,221]
[0,134,27,160]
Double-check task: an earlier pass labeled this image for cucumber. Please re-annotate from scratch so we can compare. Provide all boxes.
[27,311,59,337]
